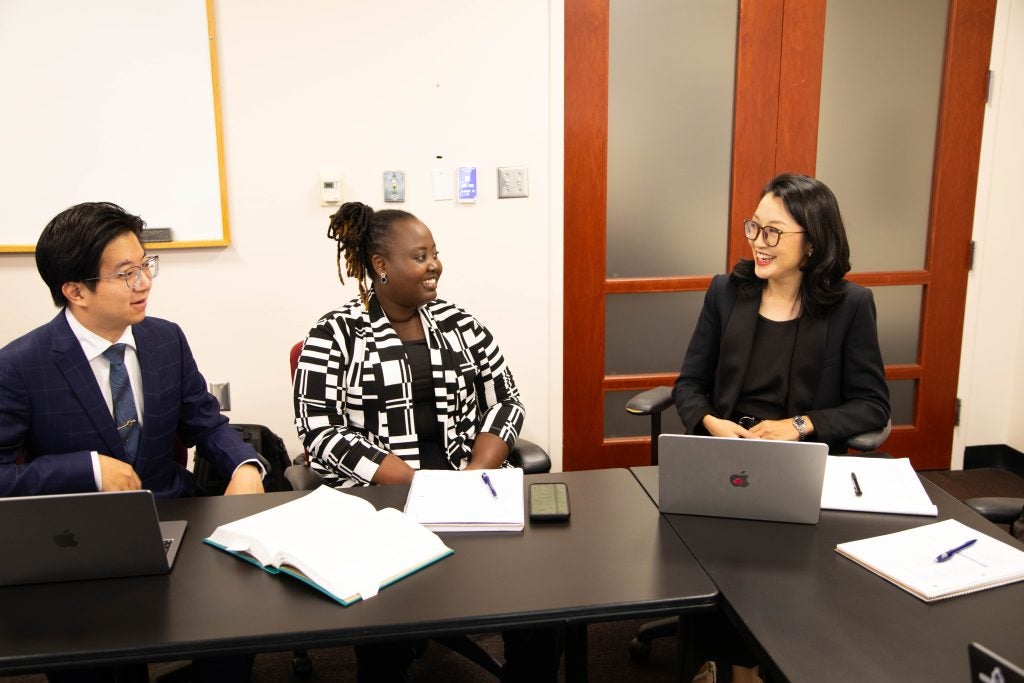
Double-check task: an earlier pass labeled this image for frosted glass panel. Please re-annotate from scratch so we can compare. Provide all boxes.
[605,390,688,439]
[605,291,706,375]
[888,380,915,426]
[871,286,921,365]
[816,0,947,271]
[606,0,737,278]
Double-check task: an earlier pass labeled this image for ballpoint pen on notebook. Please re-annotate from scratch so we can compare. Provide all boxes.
[935,538,977,563]
[851,472,863,497]
[481,472,498,498]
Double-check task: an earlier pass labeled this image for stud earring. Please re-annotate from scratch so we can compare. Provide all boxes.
[380,272,388,284]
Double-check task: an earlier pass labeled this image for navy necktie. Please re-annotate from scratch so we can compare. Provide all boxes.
[103,344,141,462]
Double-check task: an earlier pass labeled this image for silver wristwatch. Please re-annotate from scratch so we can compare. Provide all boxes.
[792,415,807,441]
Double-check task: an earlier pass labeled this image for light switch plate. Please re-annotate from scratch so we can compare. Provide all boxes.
[457,166,477,203]
[497,166,528,198]
[383,171,405,202]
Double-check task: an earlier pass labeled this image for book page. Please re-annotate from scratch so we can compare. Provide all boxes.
[206,487,377,565]
[821,456,937,516]
[836,519,1024,601]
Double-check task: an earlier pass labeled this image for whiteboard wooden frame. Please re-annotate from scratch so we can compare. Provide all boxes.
[0,0,230,253]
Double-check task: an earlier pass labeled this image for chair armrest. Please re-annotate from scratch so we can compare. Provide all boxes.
[626,386,673,417]
[965,497,1024,524]
[846,419,892,452]
[284,464,325,491]
[509,438,551,474]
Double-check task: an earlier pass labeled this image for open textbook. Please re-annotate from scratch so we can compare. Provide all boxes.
[821,456,938,516]
[404,468,525,532]
[205,487,453,606]
[836,518,1024,602]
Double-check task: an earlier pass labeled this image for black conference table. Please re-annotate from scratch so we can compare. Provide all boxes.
[632,465,1024,683]
[0,468,717,680]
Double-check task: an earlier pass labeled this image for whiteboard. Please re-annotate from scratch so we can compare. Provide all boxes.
[0,0,228,252]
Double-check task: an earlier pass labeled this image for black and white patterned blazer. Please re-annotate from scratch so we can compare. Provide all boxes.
[293,294,524,487]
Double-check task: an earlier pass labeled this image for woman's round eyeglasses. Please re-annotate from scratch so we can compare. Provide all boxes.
[83,255,160,290]
[743,220,805,247]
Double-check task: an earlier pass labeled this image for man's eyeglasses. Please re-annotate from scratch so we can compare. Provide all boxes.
[743,219,805,247]
[83,255,159,290]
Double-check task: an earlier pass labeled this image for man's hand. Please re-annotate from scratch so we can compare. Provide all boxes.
[98,454,142,491]
[224,463,265,496]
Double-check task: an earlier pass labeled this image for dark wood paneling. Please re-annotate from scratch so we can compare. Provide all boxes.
[563,0,609,470]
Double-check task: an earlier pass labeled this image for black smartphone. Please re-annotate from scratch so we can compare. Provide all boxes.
[529,482,570,521]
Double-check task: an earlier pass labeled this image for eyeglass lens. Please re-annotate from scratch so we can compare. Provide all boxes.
[743,220,781,247]
[125,257,159,288]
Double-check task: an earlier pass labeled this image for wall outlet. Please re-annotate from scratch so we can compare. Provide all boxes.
[383,171,406,202]
[497,166,529,198]
[209,382,231,411]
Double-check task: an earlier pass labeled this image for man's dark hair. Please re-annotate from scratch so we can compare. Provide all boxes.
[35,202,145,307]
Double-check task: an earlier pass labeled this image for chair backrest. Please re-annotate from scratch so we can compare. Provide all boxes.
[289,341,303,381]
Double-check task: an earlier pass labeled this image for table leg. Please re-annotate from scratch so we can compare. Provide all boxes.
[564,623,588,683]
[676,615,700,682]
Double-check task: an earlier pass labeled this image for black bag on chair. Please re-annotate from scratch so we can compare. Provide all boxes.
[194,424,292,495]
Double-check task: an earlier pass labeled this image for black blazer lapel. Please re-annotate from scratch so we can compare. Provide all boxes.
[132,322,163,449]
[50,314,123,458]
[787,313,827,415]
[716,294,759,418]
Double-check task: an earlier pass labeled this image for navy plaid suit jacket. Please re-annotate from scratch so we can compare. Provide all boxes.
[0,311,256,498]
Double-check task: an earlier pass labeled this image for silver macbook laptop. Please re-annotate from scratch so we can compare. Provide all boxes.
[658,434,828,524]
[0,490,186,586]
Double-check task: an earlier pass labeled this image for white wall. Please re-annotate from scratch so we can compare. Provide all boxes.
[0,0,566,469]
[2,0,1021,471]
[955,0,1024,465]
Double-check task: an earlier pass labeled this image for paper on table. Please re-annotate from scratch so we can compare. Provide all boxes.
[836,518,1024,602]
[821,456,937,516]
[404,468,525,532]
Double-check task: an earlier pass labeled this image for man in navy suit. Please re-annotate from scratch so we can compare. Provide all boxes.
[0,202,264,499]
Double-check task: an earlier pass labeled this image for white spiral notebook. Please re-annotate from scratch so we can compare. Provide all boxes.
[404,468,525,532]
[836,518,1024,602]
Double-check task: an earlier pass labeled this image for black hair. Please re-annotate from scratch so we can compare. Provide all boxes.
[730,173,851,317]
[326,201,416,307]
[35,202,146,307]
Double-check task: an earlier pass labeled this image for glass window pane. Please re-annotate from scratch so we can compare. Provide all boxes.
[606,0,737,278]
[888,380,916,426]
[605,390,688,439]
[871,285,921,365]
[816,0,947,271]
[605,291,706,375]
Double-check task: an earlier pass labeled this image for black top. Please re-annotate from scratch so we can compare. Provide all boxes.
[403,339,447,469]
[731,315,799,421]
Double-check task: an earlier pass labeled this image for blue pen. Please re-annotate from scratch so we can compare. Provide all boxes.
[481,472,498,498]
[935,538,977,563]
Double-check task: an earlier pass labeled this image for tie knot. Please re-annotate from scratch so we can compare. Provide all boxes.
[103,343,127,365]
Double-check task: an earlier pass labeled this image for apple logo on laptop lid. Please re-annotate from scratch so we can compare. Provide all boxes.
[729,471,750,488]
[53,529,78,548]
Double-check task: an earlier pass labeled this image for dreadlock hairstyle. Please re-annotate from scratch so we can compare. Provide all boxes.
[730,173,852,318]
[327,202,416,308]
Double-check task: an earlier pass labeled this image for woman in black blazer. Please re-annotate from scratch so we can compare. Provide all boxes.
[673,173,890,454]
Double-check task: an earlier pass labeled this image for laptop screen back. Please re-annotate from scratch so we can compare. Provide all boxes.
[658,434,828,524]
[0,490,185,586]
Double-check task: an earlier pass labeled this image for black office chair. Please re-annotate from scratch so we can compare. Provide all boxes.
[965,498,1024,541]
[624,385,892,661]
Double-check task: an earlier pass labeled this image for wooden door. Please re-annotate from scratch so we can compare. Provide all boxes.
[564,0,996,471]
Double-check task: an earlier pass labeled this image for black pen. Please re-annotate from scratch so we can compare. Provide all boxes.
[935,538,977,563]
[851,472,863,497]
[481,472,498,498]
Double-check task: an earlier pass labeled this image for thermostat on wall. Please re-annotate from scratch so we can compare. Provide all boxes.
[319,173,342,206]
[457,166,477,203]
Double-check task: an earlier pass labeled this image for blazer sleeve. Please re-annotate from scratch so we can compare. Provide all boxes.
[293,317,390,485]
[805,287,891,446]
[673,277,725,435]
[172,326,259,478]
[465,317,525,452]
[0,353,96,496]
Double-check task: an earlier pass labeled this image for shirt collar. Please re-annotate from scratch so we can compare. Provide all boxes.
[64,308,137,362]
